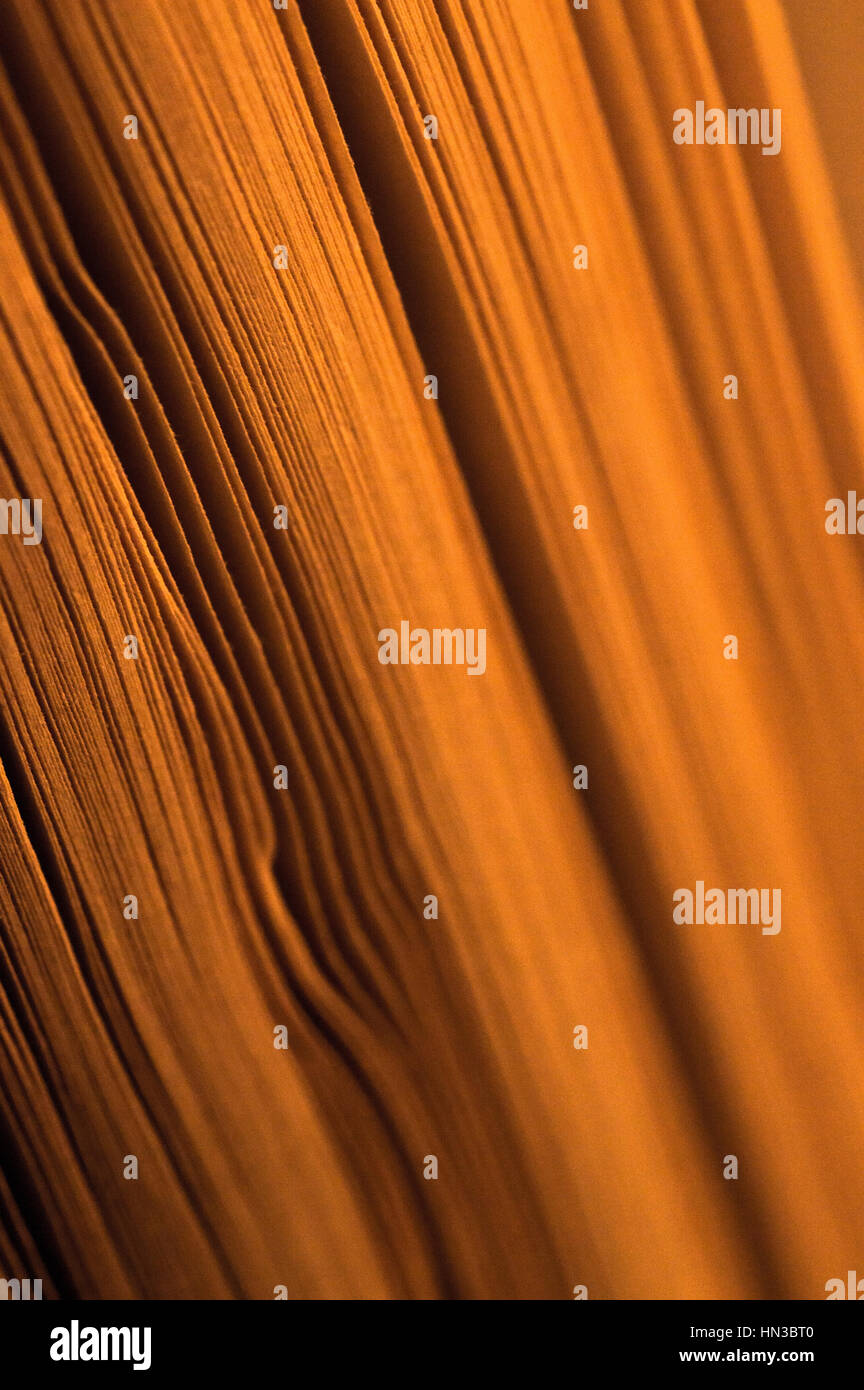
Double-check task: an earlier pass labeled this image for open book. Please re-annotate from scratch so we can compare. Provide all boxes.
[0,0,861,1305]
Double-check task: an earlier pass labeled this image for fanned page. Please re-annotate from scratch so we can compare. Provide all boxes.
[0,0,862,1318]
